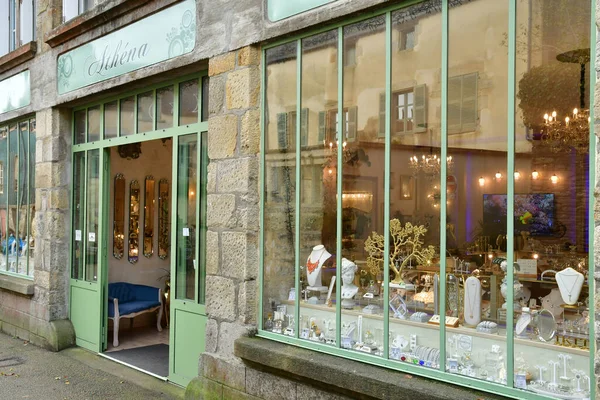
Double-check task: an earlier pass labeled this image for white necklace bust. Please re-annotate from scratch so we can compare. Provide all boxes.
[341,258,358,309]
[555,267,584,305]
[306,244,331,290]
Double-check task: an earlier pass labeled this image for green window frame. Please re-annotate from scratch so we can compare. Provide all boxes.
[0,115,36,279]
[259,1,597,400]
[69,73,208,300]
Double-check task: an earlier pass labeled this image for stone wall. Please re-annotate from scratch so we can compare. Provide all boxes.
[201,44,261,377]
[594,4,600,392]
[0,107,75,351]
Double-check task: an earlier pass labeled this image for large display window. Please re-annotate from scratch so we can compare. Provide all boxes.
[0,117,36,279]
[260,0,595,398]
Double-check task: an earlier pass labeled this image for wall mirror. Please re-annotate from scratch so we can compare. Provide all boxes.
[129,180,140,263]
[158,179,170,259]
[144,176,155,257]
[113,174,125,259]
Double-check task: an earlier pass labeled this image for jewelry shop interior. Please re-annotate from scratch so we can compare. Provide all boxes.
[260,0,597,399]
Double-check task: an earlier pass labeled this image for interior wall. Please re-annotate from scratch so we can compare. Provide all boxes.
[108,139,172,288]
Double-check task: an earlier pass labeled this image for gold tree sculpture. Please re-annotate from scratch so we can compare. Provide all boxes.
[364,219,436,285]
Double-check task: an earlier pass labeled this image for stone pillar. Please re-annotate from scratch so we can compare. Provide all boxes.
[186,45,261,398]
[31,107,74,350]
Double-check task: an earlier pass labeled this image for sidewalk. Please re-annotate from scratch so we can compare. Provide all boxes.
[0,332,185,400]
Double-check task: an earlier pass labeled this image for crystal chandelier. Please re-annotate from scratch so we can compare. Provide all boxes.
[409,154,454,176]
[541,108,589,154]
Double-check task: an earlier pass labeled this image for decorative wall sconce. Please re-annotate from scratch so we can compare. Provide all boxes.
[514,171,521,180]
[495,171,502,180]
[550,174,559,184]
[478,177,485,187]
[532,170,540,180]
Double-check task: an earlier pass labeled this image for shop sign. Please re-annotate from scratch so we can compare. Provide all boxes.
[57,0,196,95]
[0,70,30,115]
[268,0,337,21]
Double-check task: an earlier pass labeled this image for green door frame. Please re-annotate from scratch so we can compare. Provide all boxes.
[69,73,208,383]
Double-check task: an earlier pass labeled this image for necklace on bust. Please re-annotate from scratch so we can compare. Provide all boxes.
[465,281,476,319]
[556,272,581,302]
[307,248,326,274]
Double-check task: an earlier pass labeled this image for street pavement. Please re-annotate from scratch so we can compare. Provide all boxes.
[0,332,184,400]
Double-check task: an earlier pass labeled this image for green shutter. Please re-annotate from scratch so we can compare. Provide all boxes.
[347,106,357,141]
[378,93,386,138]
[447,76,462,134]
[277,113,288,149]
[318,111,326,143]
[300,108,309,147]
[413,84,427,133]
[461,72,478,132]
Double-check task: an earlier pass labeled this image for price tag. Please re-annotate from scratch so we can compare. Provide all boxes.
[75,230,82,241]
[517,258,537,277]
[183,228,189,236]
[363,292,374,299]
[88,232,96,242]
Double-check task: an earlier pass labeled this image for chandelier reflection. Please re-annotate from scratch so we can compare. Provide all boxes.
[409,154,454,176]
[541,108,589,154]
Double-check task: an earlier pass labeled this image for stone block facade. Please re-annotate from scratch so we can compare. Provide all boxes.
[203,44,261,359]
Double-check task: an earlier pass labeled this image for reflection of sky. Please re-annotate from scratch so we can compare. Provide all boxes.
[58,0,195,94]
[0,71,30,114]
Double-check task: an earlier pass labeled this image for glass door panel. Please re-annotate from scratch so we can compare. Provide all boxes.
[175,134,198,300]
[86,149,100,282]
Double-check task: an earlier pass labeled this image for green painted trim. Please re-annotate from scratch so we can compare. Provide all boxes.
[25,121,30,276]
[257,331,555,400]
[82,150,89,281]
[335,26,343,348]
[258,48,266,332]
[72,123,206,153]
[3,125,8,273]
[295,39,302,339]
[505,0,516,388]
[439,0,448,371]
[15,120,20,277]
[588,1,596,397]
[194,132,201,304]
[382,11,391,360]
[262,0,425,50]
[98,147,108,350]
[169,133,179,378]
[0,269,33,280]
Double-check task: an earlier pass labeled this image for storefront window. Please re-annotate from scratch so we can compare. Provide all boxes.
[0,117,36,278]
[260,0,594,398]
[262,41,298,335]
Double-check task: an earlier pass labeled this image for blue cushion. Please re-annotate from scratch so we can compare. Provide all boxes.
[108,282,136,303]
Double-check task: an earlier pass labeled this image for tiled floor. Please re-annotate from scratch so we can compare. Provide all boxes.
[105,325,169,352]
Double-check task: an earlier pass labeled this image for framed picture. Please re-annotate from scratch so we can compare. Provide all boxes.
[400,175,414,200]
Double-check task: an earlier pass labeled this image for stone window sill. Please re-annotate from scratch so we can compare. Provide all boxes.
[0,42,36,75]
[235,336,507,400]
[45,0,152,48]
[0,273,34,296]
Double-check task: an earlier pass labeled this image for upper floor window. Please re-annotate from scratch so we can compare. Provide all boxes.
[63,0,95,23]
[0,0,35,57]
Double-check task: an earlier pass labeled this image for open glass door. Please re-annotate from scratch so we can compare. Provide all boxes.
[169,131,207,386]
[70,148,109,352]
